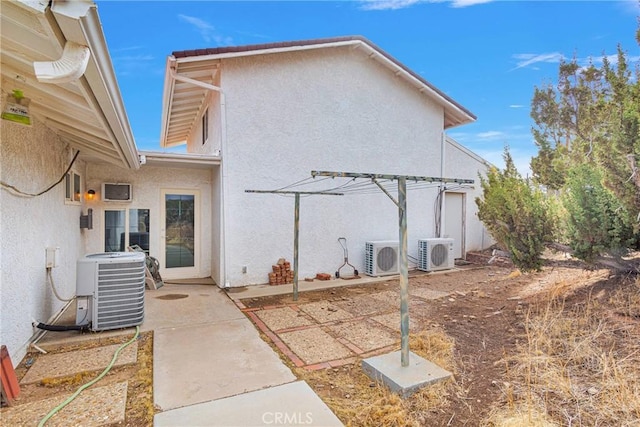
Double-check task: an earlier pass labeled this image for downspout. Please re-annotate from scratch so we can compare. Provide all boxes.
[168,63,230,288]
[438,131,446,238]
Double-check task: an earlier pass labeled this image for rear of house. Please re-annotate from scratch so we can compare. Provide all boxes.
[1,1,140,363]
[161,36,493,288]
[1,5,492,366]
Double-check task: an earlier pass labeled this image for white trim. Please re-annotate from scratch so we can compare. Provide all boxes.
[51,1,140,169]
[160,189,201,279]
[445,135,495,169]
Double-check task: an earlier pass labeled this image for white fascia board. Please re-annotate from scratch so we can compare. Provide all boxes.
[160,57,180,148]
[173,40,362,64]
[445,135,495,169]
[139,150,220,169]
[51,0,140,170]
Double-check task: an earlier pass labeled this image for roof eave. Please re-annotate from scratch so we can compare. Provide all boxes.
[51,0,140,169]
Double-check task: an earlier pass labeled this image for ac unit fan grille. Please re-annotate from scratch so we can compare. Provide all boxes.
[95,261,145,330]
[430,244,448,267]
[377,247,397,272]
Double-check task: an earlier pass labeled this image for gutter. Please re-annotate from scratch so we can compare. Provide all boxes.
[49,0,140,170]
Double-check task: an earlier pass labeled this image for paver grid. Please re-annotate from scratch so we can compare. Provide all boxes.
[239,283,451,370]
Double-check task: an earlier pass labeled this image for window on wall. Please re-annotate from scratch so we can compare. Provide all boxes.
[202,108,208,145]
[105,209,150,254]
[64,171,81,203]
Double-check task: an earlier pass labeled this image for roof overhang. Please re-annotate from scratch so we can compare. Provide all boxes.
[138,150,220,169]
[160,36,476,148]
[1,0,139,169]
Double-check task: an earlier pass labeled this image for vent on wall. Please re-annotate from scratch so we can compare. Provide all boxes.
[418,238,454,272]
[365,241,399,276]
[75,252,145,331]
[102,183,132,202]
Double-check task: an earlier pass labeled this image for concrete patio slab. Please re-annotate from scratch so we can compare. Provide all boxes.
[254,306,315,331]
[298,301,354,323]
[35,284,245,350]
[371,312,417,332]
[335,294,394,316]
[362,350,452,397]
[278,328,352,365]
[154,380,343,427]
[153,319,296,411]
[2,381,127,426]
[225,275,393,300]
[20,342,137,384]
[329,319,397,352]
[143,284,246,331]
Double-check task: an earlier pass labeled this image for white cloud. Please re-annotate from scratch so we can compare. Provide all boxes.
[477,130,507,140]
[359,0,423,10]
[509,104,525,109]
[112,51,155,76]
[511,52,565,71]
[450,0,493,7]
[178,14,233,45]
[359,0,492,10]
[616,0,640,14]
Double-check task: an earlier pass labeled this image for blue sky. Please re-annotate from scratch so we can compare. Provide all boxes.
[97,0,640,175]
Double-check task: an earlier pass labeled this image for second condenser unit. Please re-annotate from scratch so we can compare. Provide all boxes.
[418,238,455,272]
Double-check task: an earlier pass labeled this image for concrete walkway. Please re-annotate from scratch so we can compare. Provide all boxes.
[148,284,343,426]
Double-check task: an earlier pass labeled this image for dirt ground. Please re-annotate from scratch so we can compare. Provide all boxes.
[2,332,154,426]
[240,251,639,426]
[4,251,638,426]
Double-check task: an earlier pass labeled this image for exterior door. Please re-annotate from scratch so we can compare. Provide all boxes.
[161,189,199,279]
[444,192,465,259]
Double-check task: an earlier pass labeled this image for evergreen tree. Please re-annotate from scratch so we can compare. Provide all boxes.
[476,148,554,272]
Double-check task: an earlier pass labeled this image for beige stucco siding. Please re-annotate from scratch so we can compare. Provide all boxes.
[218,47,449,286]
[85,164,213,280]
[444,138,493,252]
[1,119,85,362]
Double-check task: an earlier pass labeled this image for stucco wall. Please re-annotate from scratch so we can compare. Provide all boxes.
[85,163,213,280]
[444,138,493,252]
[1,118,85,363]
[218,46,455,286]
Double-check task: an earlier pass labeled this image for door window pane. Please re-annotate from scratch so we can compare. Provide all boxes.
[129,209,150,254]
[165,194,195,268]
[105,210,125,252]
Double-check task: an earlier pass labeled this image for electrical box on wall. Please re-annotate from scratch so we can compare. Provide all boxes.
[45,247,58,268]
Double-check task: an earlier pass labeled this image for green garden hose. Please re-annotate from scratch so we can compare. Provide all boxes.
[38,326,140,427]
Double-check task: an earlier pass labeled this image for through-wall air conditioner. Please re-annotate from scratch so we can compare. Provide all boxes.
[418,238,455,272]
[75,252,146,331]
[365,241,399,276]
[102,183,132,202]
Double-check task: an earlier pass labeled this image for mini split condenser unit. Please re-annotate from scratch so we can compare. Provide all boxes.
[418,238,455,272]
[76,252,146,331]
[365,241,400,276]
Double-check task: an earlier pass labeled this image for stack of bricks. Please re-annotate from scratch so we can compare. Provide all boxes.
[268,258,294,285]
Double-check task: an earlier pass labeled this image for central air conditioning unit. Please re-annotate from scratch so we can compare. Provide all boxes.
[75,252,146,331]
[418,238,455,272]
[365,241,399,276]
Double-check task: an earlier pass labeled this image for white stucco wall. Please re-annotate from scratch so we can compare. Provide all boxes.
[1,118,85,363]
[85,163,213,280]
[217,46,455,286]
[444,138,493,252]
